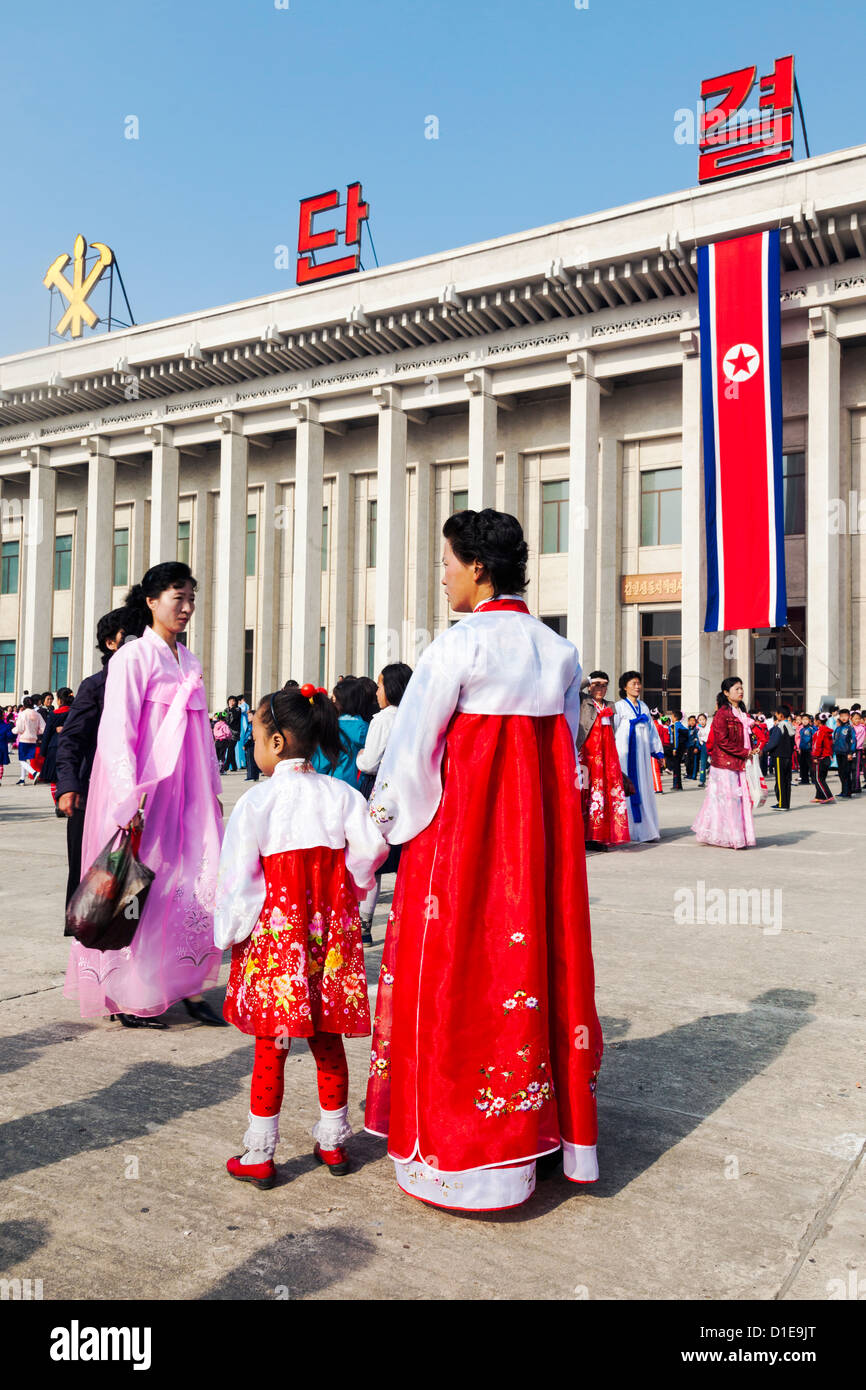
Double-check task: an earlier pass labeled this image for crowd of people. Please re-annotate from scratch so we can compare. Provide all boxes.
[2,507,861,1217]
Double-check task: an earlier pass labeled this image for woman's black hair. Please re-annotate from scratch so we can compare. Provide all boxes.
[257,687,341,768]
[588,670,610,683]
[618,670,642,697]
[381,662,413,707]
[96,606,134,664]
[56,687,75,705]
[718,675,746,711]
[22,696,33,709]
[333,675,378,723]
[442,509,529,594]
[124,562,197,634]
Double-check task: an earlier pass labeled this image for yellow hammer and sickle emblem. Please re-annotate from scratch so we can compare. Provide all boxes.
[43,234,114,338]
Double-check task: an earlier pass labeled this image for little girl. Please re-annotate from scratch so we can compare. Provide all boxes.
[214,683,388,1188]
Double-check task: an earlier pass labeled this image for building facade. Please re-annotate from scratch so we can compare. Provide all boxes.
[1,145,865,714]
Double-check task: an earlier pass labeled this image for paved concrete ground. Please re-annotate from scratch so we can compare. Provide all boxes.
[1,762,863,1301]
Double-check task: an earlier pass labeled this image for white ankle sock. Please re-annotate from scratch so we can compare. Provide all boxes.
[312,1103,352,1150]
[241,1111,279,1165]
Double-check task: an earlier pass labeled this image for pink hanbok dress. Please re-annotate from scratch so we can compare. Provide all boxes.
[691,706,756,850]
[64,626,224,1018]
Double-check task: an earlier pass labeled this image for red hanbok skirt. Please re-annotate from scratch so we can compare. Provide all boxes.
[365,711,602,1186]
[579,712,630,845]
[224,846,371,1038]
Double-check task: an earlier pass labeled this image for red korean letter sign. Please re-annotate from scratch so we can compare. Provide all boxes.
[699,55,794,183]
[297,182,369,284]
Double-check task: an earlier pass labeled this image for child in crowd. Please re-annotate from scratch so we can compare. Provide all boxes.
[810,715,834,803]
[765,706,795,810]
[214,684,388,1188]
[832,709,856,798]
[851,710,865,793]
[355,662,413,943]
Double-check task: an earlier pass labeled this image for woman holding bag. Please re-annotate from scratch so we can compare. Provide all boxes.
[64,562,226,1028]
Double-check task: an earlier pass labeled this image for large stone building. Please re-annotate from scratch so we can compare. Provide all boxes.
[1,144,864,713]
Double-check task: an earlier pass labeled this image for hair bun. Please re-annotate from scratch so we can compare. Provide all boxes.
[299,683,315,698]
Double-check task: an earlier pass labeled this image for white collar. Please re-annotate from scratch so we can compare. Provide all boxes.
[272,757,312,776]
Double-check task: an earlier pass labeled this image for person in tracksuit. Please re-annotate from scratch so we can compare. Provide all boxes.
[851,710,865,794]
[832,710,857,798]
[797,715,814,785]
[810,716,834,803]
[765,707,795,810]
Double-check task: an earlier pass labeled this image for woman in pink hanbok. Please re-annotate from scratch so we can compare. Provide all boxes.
[692,676,756,850]
[64,563,226,1028]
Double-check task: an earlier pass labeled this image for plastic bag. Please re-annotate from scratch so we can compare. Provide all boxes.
[65,798,155,950]
[744,756,768,809]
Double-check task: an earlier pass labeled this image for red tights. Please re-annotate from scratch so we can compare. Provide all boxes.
[250,1032,348,1118]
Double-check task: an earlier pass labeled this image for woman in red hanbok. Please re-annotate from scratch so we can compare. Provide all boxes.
[576,671,632,850]
[365,509,602,1212]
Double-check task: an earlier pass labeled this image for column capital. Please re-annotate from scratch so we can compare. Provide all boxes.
[144,424,174,448]
[289,398,320,425]
[215,411,243,435]
[372,384,402,411]
[19,446,50,468]
[679,330,700,358]
[464,368,492,397]
[808,305,838,339]
[80,435,110,457]
[566,349,597,380]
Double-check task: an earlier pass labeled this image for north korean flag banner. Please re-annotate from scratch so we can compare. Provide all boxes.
[697,229,787,632]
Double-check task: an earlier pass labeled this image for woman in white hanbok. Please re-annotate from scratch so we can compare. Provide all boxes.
[614,671,665,844]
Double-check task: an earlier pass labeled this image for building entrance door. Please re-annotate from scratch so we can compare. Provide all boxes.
[751,607,806,714]
[641,610,681,712]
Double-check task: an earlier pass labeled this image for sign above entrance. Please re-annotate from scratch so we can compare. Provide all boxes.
[296,182,369,285]
[621,572,682,603]
[698,55,795,183]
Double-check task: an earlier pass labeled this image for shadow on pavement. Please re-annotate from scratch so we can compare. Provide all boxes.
[0,1022,95,1078]
[200,1224,378,1300]
[0,1218,51,1271]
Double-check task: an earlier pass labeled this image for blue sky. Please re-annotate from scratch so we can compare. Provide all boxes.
[1,0,863,357]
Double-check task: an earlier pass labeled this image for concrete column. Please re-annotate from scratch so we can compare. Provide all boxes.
[372,385,408,670]
[81,439,116,679]
[255,477,278,698]
[501,447,521,521]
[68,484,88,690]
[807,306,844,707]
[211,414,248,710]
[412,457,434,661]
[129,493,146,589]
[465,370,497,511]
[189,485,211,685]
[596,436,621,677]
[330,468,352,682]
[20,448,56,693]
[566,350,600,662]
[290,400,325,684]
[735,631,752,708]
[680,333,724,713]
[145,425,180,568]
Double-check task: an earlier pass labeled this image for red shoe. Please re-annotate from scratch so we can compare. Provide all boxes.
[226,1154,276,1189]
[313,1141,350,1175]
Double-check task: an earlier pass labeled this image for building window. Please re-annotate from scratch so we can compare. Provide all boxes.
[640,610,682,713]
[366,624,375,679]
[541,481,569,554]
[244,628,254,703]
[751,606,806,715]
[1,541,20,595]
[321,506,329,572]
[367,500,377,567]
[319,626,327,687]
[246,514,257,577]
[0,639,15,691]
[54,534,73,591]
[177,519,191,566]
[451,489,468,515]
[640,468,682,547]
[541,615,567,636]
[781,453,805,536]
[113,527,129,587]
[51,637,69,690]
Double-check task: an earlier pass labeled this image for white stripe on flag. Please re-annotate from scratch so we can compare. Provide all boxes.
[708,243,724,626]
[761,231,776,629]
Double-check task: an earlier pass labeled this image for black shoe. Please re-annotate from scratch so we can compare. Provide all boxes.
[584,842,608,853]
[360,925,373,946]
[183,996,227,1026]
[110,1012,168,1029]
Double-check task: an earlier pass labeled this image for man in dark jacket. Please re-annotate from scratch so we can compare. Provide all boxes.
[765,706,795,810]
[56,608,133,906]
[832,710,857,798]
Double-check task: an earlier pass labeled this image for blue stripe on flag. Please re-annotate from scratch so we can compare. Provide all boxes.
[765,229,787,628]
[697,243,720,631]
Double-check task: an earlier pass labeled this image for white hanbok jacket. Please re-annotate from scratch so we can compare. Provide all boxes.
[614,697,665,843]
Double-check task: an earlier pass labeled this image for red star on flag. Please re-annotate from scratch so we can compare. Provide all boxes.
[727,346,756,377]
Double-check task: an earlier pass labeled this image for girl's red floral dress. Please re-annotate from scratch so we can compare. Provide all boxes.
[578,701,630,845]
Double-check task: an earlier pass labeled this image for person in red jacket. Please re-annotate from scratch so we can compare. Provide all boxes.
[692,676,756,849]
[810,716,835,803]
